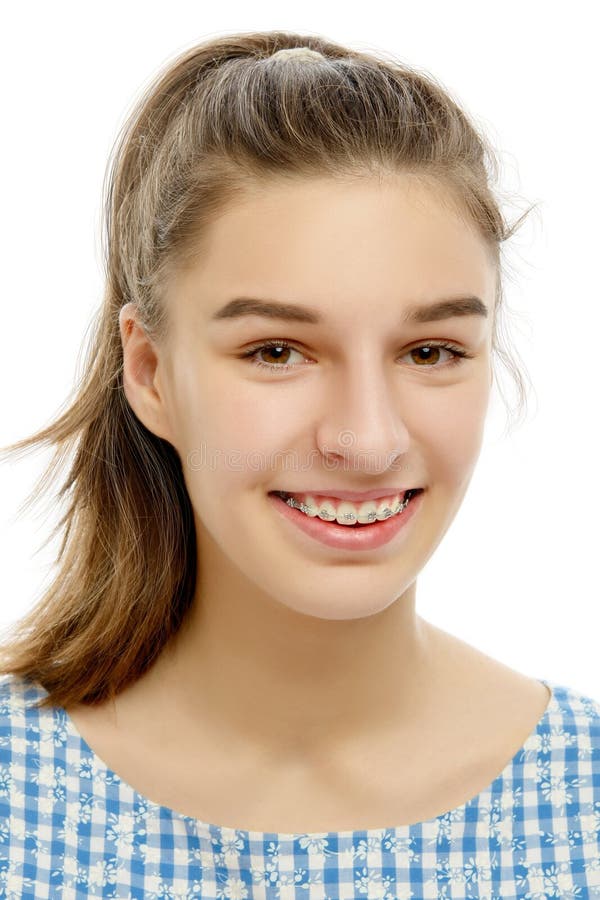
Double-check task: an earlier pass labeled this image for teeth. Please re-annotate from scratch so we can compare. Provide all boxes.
[335,501,358,525]
[281,492,413,525]
[317,499,336,521]
[296,495,320,517]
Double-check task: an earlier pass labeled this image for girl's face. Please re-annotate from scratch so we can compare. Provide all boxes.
[139,174,495,621]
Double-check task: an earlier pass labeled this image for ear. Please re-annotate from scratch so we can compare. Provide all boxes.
[118,302,174,444]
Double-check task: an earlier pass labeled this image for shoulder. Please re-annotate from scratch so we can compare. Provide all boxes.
[509,680,600,892]
[0,670,51,719]
[0,671,55,730]
[542,678,600,741]
[0,675,130,895]
[0,675,70,879]
[0,673,60,786]
[534,678,600,771]
[532,681,599,823]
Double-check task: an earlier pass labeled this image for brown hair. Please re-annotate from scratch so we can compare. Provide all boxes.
[0,29,535,710]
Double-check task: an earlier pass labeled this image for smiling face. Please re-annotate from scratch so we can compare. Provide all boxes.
[124,173,496,621]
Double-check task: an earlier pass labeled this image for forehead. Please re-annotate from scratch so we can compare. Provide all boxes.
[168,173,496,331]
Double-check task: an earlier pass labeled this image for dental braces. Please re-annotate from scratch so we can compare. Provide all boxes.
[284,494,410,521]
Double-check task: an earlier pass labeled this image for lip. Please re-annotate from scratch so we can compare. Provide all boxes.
[268,489,423,552]
[270,488,417,502]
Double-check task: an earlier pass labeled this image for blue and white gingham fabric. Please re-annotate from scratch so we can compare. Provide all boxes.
[1,672,599,899]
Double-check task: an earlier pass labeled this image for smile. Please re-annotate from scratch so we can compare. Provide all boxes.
[267,489,424,552]
[272,489,422,525]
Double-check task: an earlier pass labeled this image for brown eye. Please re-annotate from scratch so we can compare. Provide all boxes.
[409,346,443,366]
[242,339,308,374]
[401,342,469,368]
[256,344,294,366]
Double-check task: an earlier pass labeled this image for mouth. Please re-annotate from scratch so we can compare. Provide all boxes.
[268,488,423,527]
[267,487,424,551]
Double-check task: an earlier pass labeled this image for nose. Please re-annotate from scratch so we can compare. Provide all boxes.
[315,353,410,475]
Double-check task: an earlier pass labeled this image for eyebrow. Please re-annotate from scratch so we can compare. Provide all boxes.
[210,294,488,325]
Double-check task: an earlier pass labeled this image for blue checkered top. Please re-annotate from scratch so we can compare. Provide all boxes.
[1,672,599,899]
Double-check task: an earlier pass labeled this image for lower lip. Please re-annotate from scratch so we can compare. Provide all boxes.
[267,491,423,552]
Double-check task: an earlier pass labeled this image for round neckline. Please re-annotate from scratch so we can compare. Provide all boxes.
[57,677,555,840]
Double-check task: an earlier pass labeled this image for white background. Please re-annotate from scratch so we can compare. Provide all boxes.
[1,2,598,697]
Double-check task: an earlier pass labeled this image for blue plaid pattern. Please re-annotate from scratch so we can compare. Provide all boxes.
[0,672,599,898]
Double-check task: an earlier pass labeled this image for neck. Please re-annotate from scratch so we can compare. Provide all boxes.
[143,551,437,761]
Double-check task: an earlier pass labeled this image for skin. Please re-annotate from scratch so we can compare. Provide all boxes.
[68,173,550,830]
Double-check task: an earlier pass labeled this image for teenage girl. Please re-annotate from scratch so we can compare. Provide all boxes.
[1,30,598,900]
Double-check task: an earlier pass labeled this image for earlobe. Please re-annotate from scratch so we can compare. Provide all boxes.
[118,303,174,444]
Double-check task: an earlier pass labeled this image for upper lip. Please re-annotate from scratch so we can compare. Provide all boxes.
[271,488,421,502]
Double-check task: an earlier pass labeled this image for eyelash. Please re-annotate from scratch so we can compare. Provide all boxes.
[240,338,472,375]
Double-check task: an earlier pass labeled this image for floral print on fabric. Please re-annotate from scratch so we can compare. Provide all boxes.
[1,674,599,899]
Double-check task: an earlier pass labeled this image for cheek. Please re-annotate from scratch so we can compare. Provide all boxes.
[210,385,292,449]
[171,369,293,492]
[416,377,490,488]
